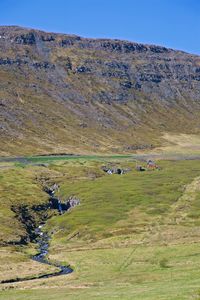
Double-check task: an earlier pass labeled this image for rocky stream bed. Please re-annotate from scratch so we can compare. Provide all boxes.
[0,184,80,284]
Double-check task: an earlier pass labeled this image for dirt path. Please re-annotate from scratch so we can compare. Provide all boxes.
[167,176,200,224]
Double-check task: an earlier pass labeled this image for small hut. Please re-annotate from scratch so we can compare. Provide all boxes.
[136,165,146,171]
[147,159,157,170]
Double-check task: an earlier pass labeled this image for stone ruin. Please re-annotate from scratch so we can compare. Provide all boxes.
[136,165,146,171]
[101,166,131,175]
[136,159,161,171]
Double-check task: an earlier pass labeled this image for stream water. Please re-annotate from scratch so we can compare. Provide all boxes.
[0,189,74,284]
[32,223,73,277]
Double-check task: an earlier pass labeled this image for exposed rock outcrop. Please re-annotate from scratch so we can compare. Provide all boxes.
[1,26,200,155]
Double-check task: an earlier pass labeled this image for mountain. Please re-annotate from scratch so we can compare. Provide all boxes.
[0,26,200,156]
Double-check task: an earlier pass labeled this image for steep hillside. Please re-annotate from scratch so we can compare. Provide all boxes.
[1,26,200,155]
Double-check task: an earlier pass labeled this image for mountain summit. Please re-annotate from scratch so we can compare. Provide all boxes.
[0,26,200,155]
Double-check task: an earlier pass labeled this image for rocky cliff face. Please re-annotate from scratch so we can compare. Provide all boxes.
[0,26,200,155]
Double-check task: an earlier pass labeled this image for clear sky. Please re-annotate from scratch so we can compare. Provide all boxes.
[1,0,200,54]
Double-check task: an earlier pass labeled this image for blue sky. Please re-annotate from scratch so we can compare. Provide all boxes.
[1,0,200,54]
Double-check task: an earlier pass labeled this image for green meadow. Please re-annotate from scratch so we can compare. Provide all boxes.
[1,157,200,299]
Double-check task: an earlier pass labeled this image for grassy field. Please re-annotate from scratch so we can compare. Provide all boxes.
[1,157,200,299]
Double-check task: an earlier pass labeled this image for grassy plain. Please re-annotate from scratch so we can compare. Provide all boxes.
[0,156,200,299]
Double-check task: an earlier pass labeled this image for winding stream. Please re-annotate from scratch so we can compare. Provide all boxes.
[1,187,74,284]
[32,222,73,278]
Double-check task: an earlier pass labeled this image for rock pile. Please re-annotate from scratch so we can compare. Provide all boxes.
[102,166,131,175]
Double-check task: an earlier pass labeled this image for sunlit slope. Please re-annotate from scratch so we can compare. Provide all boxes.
[1,26,200,155]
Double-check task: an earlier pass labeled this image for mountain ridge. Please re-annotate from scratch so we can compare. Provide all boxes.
[0,25,196,55]
[0,26,200,156]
